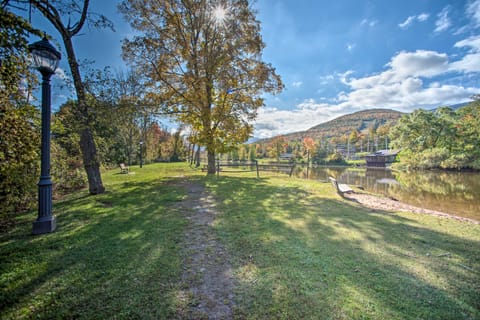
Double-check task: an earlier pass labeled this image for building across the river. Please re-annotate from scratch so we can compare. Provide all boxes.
[365,150,399,168]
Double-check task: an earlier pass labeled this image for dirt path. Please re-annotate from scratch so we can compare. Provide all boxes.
[344,192,479,224]
[174,181,235,319]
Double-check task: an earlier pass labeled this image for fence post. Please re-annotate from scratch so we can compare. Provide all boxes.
[255,160,259,178]
[217,160,220,176]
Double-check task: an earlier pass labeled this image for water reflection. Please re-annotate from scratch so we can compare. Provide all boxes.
[294,166,480,221]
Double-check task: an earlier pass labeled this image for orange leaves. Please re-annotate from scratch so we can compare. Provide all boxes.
[303,137,316,153]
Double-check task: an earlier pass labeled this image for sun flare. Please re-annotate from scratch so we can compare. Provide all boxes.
[212,4,228,24]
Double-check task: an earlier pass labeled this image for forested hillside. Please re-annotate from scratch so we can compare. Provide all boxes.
[306,109,404,139]
[259,109,404,144]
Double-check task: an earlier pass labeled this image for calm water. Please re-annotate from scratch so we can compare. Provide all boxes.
[294,166,480,221]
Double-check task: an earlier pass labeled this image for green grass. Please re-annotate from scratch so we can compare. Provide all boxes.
[0,163,196,319]
[207,175,480,319]
[346,159,366,166]
[1,163,479,319]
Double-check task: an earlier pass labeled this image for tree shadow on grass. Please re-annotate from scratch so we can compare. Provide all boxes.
[1,174,478,319]
[206,176,480,319]
[0,177,192,319]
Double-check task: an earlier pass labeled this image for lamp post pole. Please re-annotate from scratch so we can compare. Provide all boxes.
[34,69,56,234]
[29,37,61,235]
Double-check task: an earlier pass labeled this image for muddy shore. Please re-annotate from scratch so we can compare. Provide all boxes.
[343,191,479,224]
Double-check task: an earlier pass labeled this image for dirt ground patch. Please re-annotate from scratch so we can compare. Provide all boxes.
[344,192,479,224]
[173,181,235,319]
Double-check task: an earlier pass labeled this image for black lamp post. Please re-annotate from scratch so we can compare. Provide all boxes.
[29,37,61,235]
[139,141,144,168]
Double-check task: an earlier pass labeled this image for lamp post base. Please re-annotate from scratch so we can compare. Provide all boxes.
[32,216,57,235]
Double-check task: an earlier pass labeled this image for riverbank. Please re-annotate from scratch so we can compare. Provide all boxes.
[291,165,480,221]
[344,191,479,224]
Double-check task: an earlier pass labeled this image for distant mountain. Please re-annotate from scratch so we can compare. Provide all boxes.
[257,109,404,144]
[306,108,404,137]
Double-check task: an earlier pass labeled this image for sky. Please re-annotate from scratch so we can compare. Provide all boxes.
[19,0,480,139]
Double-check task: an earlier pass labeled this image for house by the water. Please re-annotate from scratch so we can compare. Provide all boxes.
[365,150,399,168]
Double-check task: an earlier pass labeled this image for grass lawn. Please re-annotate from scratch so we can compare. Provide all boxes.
[1,163,479,319]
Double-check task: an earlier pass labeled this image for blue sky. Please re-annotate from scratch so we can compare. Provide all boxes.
[20,0,480,138]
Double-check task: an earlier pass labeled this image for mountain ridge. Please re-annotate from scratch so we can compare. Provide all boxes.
[256,108,405,144]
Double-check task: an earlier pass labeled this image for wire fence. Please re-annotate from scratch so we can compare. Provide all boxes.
[215,160,296,178]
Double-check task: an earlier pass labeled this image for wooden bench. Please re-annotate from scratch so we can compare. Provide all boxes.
[119,163,129,174]
[329,177,353,196]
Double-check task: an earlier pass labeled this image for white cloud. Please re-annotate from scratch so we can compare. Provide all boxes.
[450,35,480,73]
[388,50,449,78]
[399,13,429,29]
[338,80,476,112]
[435,6,451,32]
[454,35,480,51]
[417,13,430,22]
[319,74,335,85]
[399,16,416,29]
[450,53,480,73]
[360,19,377,27]
[453,25,470,35]
[345,50,448,90]
[338,70,354,85]
[467,0,480,28]
[254,101,348,138]
[54,67,69,81]
[453,0,480,35]
[405,85,478,108]
[292,81,303,88]
[336,47,479,111]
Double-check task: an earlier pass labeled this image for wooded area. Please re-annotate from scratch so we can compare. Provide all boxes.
[1,0,282,216]
[390,99,480,170]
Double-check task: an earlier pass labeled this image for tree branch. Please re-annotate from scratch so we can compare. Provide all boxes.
[70,0,89,36]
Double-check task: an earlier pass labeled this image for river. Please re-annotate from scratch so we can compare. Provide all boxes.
[293,166,480,221]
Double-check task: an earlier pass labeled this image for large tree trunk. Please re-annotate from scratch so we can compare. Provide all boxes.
[61,23,104,194]
[187,143,193,164]
[207,149,216,175]
[80,128,105,194]
[194,145,200,167]
[190,144,195,165]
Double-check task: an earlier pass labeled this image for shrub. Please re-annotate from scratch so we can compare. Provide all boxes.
[51,141,87,195]
[0,105,40,216]
[326,152,346,165]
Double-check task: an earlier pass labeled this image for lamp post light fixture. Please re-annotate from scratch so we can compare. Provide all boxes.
[29,37,61,235]
[139,141,144,168]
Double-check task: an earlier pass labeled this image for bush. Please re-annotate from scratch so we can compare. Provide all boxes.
[417,148,449,169]
[0,105,40,216]
[326,152,347,165]
[440,154,470,170]
[51,141,87,195]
